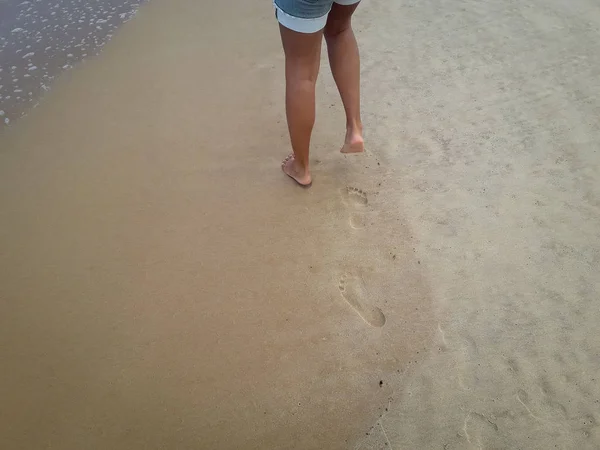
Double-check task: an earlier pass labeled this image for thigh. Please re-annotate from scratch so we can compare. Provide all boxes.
[329,0,361,21]
[325,1,360,34]
[279,24,323,82]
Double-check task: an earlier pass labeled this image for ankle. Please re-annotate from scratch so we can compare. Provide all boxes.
[346,122,363,138]
[293,157,309,173]
[347,119,362,131]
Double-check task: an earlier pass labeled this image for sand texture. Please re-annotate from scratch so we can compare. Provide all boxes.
[1,0,599,449]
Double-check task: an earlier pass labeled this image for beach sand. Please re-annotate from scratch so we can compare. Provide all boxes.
[0,0,599,449]
[0,0,146,125]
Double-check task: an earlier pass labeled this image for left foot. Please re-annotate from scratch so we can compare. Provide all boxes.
[282,155,312,187]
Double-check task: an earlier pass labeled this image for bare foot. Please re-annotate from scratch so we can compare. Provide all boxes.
[282,155,312,187]
[341,128,364,154]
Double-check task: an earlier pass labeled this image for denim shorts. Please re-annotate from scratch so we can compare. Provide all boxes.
[274,0,361,34]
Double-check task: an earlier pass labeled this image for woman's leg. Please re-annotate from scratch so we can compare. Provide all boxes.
[324,2,364,153]
[279,25,323,186]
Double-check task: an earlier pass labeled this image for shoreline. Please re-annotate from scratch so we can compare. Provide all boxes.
[0,0,147,127]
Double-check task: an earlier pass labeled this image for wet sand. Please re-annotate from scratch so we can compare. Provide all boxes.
[0,0,146,126]
[1,0,600,449]
[0,1,432,448]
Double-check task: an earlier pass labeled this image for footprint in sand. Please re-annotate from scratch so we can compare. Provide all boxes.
[349,213,367,229]
[342,187,368,229]
[339,273,386,327]
[343,186,368,206]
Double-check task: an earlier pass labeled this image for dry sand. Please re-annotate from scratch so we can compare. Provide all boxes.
[0,0,599,449]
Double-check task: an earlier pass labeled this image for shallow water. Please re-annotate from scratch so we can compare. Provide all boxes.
[0,0,146,128]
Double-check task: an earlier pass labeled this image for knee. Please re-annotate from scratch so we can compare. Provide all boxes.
[324,20,351,39]
[286,60,319,86]
[287,76,316,94]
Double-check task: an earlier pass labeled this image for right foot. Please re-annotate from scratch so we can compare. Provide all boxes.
[341,129,364,154]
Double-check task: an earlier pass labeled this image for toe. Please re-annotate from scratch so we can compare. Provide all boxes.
[281,154,294,168]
